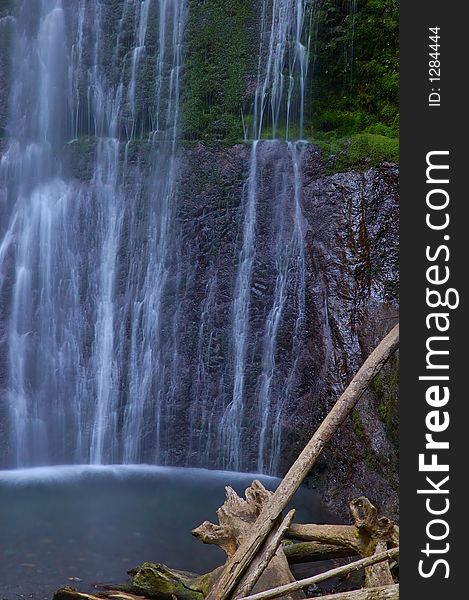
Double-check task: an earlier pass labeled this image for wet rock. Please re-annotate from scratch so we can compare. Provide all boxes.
[0,135,399,518]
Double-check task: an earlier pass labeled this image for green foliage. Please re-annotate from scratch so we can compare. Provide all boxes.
[310,0,399,137]
[181,0,399,163]
[313,131,398,172]
[182,0,254,142]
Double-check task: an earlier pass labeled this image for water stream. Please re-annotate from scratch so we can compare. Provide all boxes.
[221,0,313,472]
[0,0,317,473]
[0,0,186,467]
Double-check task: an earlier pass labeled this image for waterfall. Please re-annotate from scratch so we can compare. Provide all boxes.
[0,0,318,475]
[0,0,186,468]
[220,0,313,473]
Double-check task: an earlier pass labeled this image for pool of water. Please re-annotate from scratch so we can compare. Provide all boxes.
[0,465,331,599]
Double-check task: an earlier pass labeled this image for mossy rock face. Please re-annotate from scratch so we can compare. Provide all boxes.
[181,0,256,143]
[372,354,399,449]
[62,137,98,181]
[313,133,399,174]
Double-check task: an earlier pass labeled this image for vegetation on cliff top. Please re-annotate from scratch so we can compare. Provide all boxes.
[182,0,399,167]
[182,0,255,143]
[1,0,399,167]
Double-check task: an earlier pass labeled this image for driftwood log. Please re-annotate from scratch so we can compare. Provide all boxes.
[54,582,398,600]
[287,497,398,588]
[193,480,304,599]
[241,548,399,600]
[314,586,399,600]
[349,498,398,588]
[284,541,356,564]
[52,540,358,600]
[54,564,221,600]
[72,496,395,600]
[206,324,399,600]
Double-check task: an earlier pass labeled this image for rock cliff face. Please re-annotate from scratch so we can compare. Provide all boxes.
[172,143,399,518]
[300,162,399,519]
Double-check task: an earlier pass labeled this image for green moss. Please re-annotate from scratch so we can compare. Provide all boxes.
[313,131,398,173]
[372,355,399,447]
[347,133,398,166]
[130,563,203,600]
[365,449,378,471]
[352,409,365,440]
[182,0,254,143]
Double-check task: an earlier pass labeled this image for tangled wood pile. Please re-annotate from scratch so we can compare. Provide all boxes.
[54,325,399,600]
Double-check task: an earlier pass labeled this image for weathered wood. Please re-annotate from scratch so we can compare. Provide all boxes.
[287,497,399,568]
[96,564,225,600]
[364,541,395,589]
[53,589,148,600]
[288,498,399,588]
[56,498,396,600]
[308,585,399,600]
[287,524,361,551]
[53,581,398,600]
[104,593,148,600]
[194,481,303,599]
[53,589,103,600]
[233,510,296,598]
[193,480,272,558]
[206,324,399,600]
[349,497,399,552]
[349,498,398,588]
[90,541,357,600]
[284,541,357,564]
[241,547,399,600]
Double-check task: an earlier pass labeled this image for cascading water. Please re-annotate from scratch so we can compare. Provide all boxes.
[220,0,313,473]
[0,0,186,468]
[0,0,319,475]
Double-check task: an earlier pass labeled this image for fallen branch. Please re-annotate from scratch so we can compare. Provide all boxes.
[53,590,148,600]
[206,324,399,600]
[53,589,102,600]
[287,524,361,551]
[308,585,399,600]
[284,541,356,564]
[241,547,399,600]
[89,541,357,600]
[287,497,399,571]
[194,481,303,598]
[127,563,217,599]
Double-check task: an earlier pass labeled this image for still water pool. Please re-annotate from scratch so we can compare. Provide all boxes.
[0,465,330,599]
